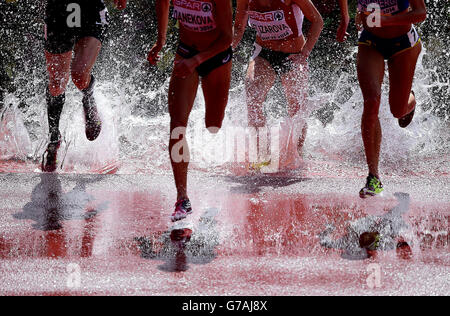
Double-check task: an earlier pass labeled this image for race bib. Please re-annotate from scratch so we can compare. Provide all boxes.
[358,0,407,15]
[172,0,216,32]
[248,10,293,41]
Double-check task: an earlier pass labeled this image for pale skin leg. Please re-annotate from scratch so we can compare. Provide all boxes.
[388,42,421,119]
[246,57,276,161]
[357,45,385,177]
[246,57,277,128]
[169,58,231,200]
[281,59,309,153]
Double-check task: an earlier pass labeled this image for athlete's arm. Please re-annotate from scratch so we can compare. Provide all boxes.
[147,0,170,65]
[336,0,350,42]
[379,0,427,26]
[232,0,250,50]
[173,0,233,77]
[293,0,323,58]
[114,0,127,10]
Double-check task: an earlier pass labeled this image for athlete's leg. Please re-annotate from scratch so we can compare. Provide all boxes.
[281,59,309,153]
[45,51,72,97]
[202,62,232,131]
[43,51,72,172]
[388,42,422,120]
[71,37,102,91]
[357,45,385,178]
[169,58,200,201]
[246,57,277,128]
[72,37,103,141]
[246,57,277,164]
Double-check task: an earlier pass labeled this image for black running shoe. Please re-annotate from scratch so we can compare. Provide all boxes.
[82,76,102,141]
[399,91,416,128]
[42,135,61,173]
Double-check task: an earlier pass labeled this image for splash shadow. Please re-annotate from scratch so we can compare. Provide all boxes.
[135,208,220,273]
[13,173,109,231]
[224,173,310,194]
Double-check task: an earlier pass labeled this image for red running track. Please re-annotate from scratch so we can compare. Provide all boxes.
[0,172,448,296]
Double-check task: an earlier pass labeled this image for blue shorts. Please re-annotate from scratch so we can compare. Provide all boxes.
[358,27,421,60]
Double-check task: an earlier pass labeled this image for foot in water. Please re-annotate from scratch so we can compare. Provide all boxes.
[359,173,384,198]
[42,133,62,173]
[398,91,416,128]
[82,75,102,141]
[250,160,271,172]
[171,198,193,222]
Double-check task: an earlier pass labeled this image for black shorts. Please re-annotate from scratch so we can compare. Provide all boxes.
[176,43,233,78]
[252,43,299,76]
[358,27,421,60]
[45,0,109,54]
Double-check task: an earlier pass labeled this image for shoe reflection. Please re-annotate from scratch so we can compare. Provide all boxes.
[319,192,413,260]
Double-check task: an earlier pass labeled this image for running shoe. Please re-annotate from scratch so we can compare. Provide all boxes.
[82,76,102,141]
[359,232,381,251]
[42,134,62,173]
[250,160,271,172]
[359,174,384,198]
[171,199,193,222]
[398,91,416,128]
[396,238,413,260]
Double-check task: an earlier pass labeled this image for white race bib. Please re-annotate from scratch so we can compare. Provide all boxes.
[173,0,216,32]
[248,10,294,41]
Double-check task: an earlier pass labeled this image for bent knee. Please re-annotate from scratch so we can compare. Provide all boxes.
[48,78,69,96]
[48,85,66,97]
[71,70,90,90]
[390,97,415,119]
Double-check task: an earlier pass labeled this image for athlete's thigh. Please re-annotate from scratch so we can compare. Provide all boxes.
[201,62,232,127]
[281,60,309,116]
[388,42,421,111]
[72,37,102,74]
[169,64,200,127]
[246,57,277,104]
[357,45,385,106]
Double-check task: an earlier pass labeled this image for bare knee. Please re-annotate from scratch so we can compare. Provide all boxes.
[48,84,67,97]
[71,69,91,91]
[48,76,69,96]
[362,95,381,120]
[390,96,415,118]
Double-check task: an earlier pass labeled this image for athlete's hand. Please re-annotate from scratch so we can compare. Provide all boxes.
[336,15,350,42]
[355,12,364,31]
[289,51,309,66]
[114,0,127,10]
[173,58,198,78]
[147,43,163,65]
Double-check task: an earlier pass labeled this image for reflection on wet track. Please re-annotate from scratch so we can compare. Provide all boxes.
[0,173,448,295]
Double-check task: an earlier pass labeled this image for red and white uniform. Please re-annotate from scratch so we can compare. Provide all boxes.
[172,0,217,33]
[248,0,304,41]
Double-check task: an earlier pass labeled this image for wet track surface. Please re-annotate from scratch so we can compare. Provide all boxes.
[0,172,448,296]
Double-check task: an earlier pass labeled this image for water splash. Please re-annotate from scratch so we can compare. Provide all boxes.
[0,34,448,177]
